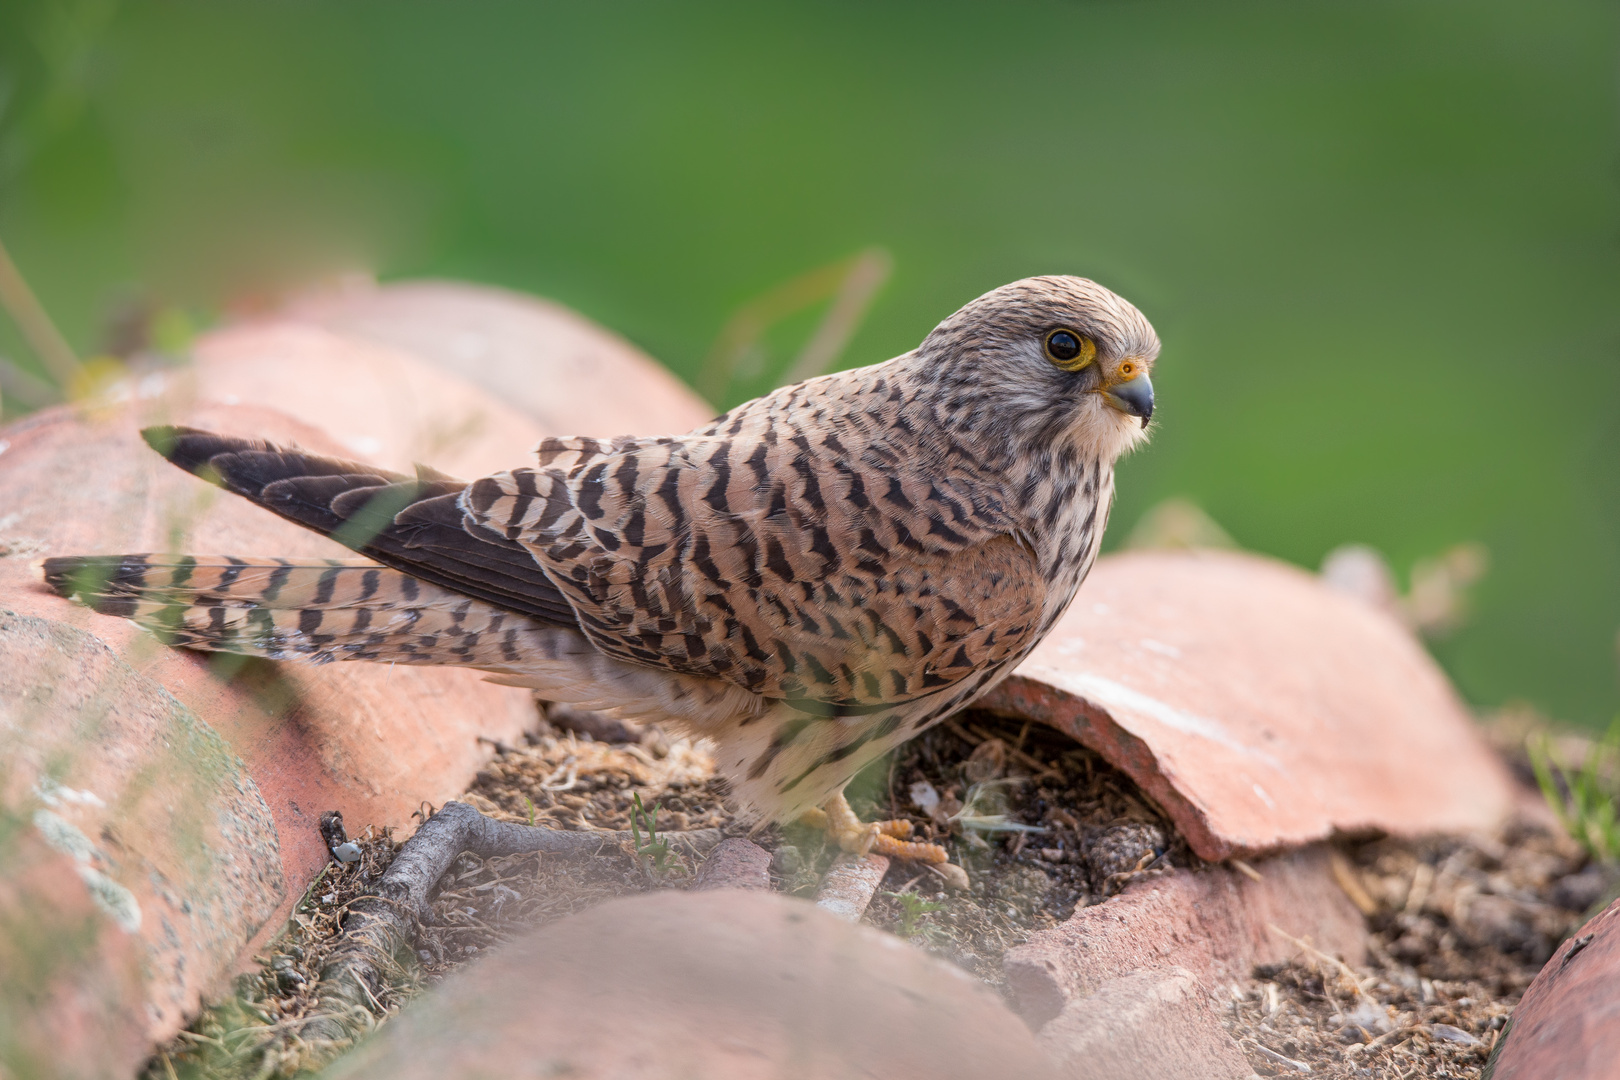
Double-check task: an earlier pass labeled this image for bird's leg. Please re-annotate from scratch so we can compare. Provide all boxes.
[805,790,951,864]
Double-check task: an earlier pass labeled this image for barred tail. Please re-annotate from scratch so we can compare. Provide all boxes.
[41,554,557,668]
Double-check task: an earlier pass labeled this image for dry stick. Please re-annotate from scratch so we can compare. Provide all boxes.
[815,853,891,921]
[1268,923,1368,1000]
[1230,857,1265,882]
[1251,1042,1312,1074]
[779,247,892,385]
[302,801,721,1042]
[1265,920,1430,1055]
[0,232,82,387]
[963,719,1063,780]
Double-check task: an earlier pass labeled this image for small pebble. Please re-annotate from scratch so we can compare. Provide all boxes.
[1551,866,1610,911]
[770,844,802,875]
[331,841,362,863]
[932,861,971,891]
[909,780,940,816]
[1427,1023,1481,1046]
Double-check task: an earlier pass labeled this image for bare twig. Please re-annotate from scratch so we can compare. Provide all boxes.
[1251,1041,1312,1073]
[303,801,720,1042]
[779,248,892,385]
[699,247,891,402]
[1329,848,1379,916]
[0,232,81,387]
[1267,923,1373,1004]
[815,853,891,921]
[1230,857,1264,882]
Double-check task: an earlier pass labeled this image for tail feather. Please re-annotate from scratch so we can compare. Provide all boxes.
[43,554,556,667]
[43,554,765,736]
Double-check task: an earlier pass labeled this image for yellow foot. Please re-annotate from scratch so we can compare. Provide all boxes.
[799,793,968,888]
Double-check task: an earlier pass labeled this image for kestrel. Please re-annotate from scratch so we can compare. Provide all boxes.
[43,276,1158,872]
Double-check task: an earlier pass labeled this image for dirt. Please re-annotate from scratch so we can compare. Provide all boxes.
[848,709,1203,983]
[143,700,1617,1080]
[450,701,1204,988]
[142,717,717,1080]
[1223,821,1616,1079]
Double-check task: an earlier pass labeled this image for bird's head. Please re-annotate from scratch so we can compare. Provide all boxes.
[917,275,1160,464]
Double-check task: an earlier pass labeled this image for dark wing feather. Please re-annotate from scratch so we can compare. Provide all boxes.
[141,426,580,628]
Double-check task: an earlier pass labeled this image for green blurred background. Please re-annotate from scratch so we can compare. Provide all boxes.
[1,0,1616,727]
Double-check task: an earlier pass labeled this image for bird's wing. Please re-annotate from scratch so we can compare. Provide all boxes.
[466,430,1046,710]
[140,426,581,628]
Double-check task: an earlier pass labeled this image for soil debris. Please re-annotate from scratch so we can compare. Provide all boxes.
[852,709,1200,984]
[1223,818,1617,1079]
[142,715,719,1080]
[141,700,1617,1080]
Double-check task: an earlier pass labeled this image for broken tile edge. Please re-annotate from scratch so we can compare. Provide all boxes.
[1486,894,1620,1079]
[1003,844,1369,1030]
[984,669,1515,863]
[982,674,1239,861]
[1036,966,1255,1080]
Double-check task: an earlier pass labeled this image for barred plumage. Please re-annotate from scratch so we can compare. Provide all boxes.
[39,555,552,666]
[43,276,1160,858]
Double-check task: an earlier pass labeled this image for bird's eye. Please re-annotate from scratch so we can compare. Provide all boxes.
[1044,328,1097,371]
[1120,361,1135,377]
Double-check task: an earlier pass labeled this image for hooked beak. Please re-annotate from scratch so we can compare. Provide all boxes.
[1103,371,1154,427]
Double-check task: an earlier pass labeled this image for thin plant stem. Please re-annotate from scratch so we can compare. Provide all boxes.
[0,231,82,387]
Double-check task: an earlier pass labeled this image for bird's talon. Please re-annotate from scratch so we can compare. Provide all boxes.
[836,823,882,856]
[874,819,913,840]
[815,792,964,879]
[870,833,948,863]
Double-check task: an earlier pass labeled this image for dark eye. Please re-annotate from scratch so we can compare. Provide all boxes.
[1044,328,1096,371]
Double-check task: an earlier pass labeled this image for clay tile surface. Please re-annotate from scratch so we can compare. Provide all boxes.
[182,321,549,478]
[323,889,1060,1080]
[1003,847,1368,1029]
[1488,896,1620,1079]
[693,837,774,891]
[984,549,1517,860]
[0,802,150,1080]
[1,609,283,1076]
[0,403,535,1053]
[1037,968,1254,1080]
[280,277,717,438]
